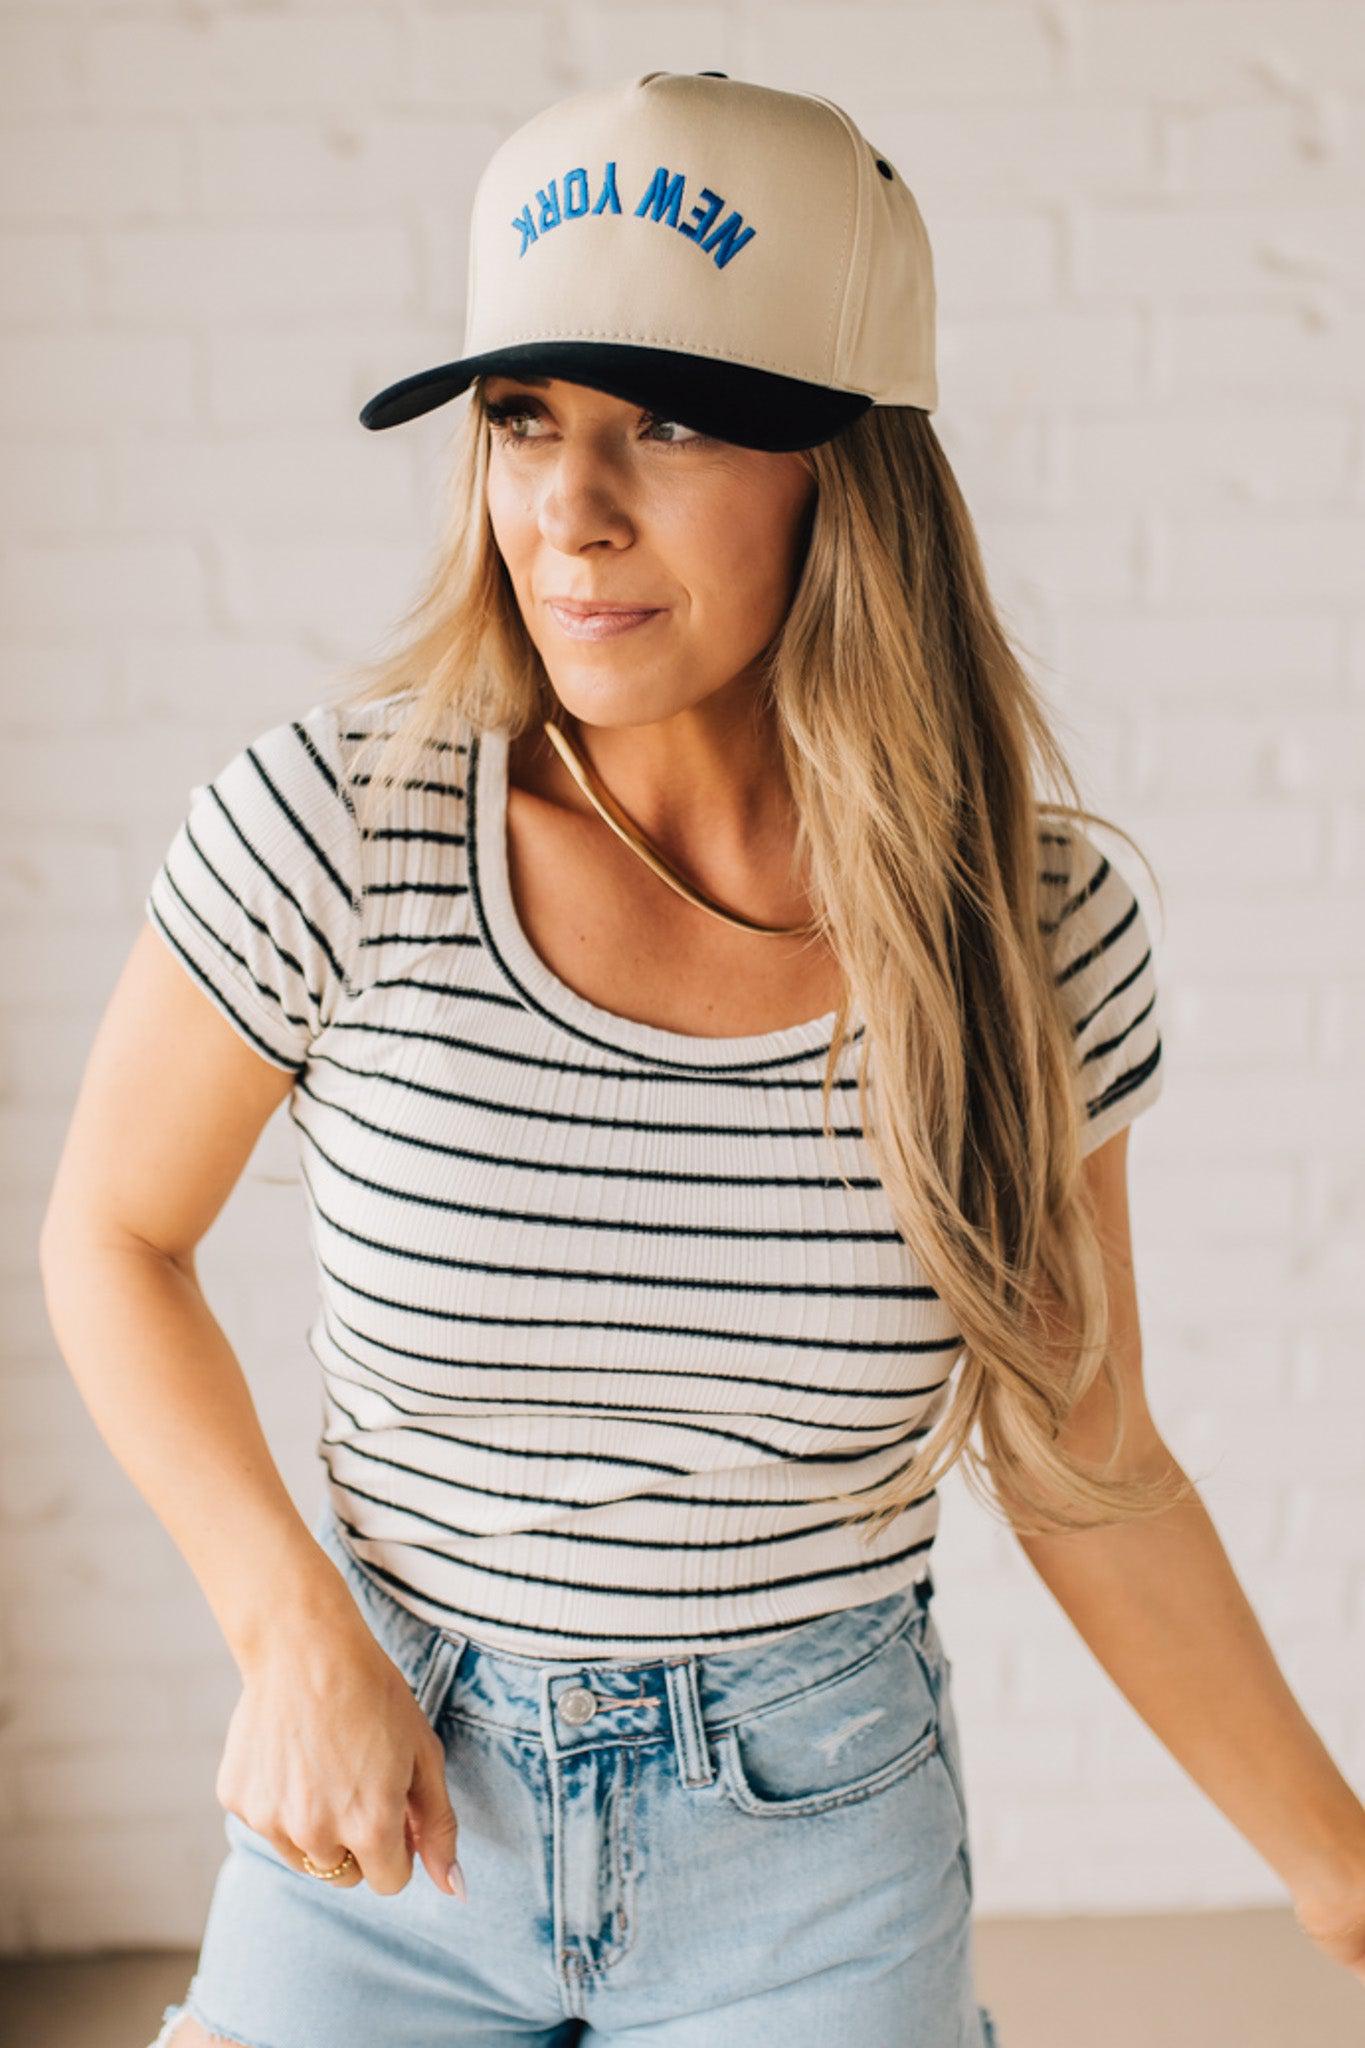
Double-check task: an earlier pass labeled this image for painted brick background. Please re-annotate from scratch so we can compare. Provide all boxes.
[2,0,1363,1952]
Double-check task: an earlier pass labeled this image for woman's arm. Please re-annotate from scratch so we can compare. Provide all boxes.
[1012,1131,1365,1972]
[38,923,364,1677]
[41,924,467,1898]
[1017,1440,1365,1907]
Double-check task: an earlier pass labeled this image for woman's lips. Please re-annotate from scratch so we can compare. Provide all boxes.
[548,602,663,641]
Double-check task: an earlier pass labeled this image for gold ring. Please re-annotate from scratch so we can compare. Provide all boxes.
[301,1846,357,1881]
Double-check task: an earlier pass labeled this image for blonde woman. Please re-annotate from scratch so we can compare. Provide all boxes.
[41,71,1364,2048]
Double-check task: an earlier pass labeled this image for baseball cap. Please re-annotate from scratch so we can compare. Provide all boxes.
[357,70,937,453]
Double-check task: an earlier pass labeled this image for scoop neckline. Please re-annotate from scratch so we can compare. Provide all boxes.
[466,722,864,1072]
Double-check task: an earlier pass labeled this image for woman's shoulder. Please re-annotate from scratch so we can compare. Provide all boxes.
[143,695,370,1072]
[328,690,475,792]
[1036,817,1159,973]
[143,691,479,1072]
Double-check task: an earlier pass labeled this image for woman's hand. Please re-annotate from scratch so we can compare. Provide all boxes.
[215,1610,465,1900]
[1291,1868,1365,1986]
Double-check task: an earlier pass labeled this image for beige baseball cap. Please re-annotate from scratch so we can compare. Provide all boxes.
[358,69,938,452]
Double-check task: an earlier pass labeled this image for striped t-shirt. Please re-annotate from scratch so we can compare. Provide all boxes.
[144,695,1165,1659]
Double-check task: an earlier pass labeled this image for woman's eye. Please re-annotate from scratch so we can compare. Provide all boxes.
[483,402,542,442]
[484,399,706,451]
[644,415,704,447]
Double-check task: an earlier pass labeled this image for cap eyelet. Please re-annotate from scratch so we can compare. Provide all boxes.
[875,157,895,181]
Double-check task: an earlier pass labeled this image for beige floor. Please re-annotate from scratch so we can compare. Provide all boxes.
[3,1910,1361,2047]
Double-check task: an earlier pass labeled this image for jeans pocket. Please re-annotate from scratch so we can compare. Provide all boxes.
[716,1608,942,1818]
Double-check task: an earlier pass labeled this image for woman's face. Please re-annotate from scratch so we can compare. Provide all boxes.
[481,374,816,729]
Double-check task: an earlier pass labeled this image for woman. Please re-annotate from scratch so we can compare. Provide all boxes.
[40,71,1364,2048]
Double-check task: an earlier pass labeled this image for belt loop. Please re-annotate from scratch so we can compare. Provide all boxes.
[664,1657,715,1788]
[416,1630,467,1728]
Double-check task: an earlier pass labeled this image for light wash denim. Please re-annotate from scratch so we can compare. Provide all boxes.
[151,1496,1001,2047]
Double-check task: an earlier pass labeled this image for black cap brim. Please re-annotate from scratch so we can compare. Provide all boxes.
[357,341,874,452]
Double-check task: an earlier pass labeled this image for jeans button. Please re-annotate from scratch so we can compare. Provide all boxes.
[558,1685,597,1725]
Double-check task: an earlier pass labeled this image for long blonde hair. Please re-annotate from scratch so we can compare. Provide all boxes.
[326,382,1195,1544]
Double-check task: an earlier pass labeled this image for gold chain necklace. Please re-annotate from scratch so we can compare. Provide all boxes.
[540,717,817,938]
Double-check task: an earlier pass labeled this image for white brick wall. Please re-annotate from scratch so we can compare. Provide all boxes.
[3,0,1362,1953]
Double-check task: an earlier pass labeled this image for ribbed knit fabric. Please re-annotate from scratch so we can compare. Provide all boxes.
[144,696,1165,1658]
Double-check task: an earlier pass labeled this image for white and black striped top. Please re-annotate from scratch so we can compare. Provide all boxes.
[144,696,1166,1658]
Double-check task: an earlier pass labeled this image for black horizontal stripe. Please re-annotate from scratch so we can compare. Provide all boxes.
[1055,888,1140,990]
[291,1096,904,1241]
[303,1050,868,1138]
[349,770,464,797]
[321,1356,947,1441]
[325,996,866,1092]
[322,1458,936,1554]
[311,1306,959,1414]
[319,1286,961,1384]
[322,1384,922,1479]
[296,1152,933,1302]
[1075,947,1154,1041]
[292,1074,884,1187]
[335,1512,938,1625]
[338,724,464,753]
[1089,1039,1162,1117]
[1080,991,1157,1069]
[323,1430,929,1523]
[317,1255,962,1355]
[368,878,471,900]
[366,825,467,848]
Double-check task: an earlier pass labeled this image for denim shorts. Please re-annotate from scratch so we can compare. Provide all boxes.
[151,1497,1001,2048]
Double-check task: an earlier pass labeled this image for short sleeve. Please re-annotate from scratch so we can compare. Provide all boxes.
[1044,824,1166,1157]
[144,702,361,1074]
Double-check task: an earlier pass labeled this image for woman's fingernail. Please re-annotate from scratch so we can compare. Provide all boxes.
[447,1858,467,1901]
